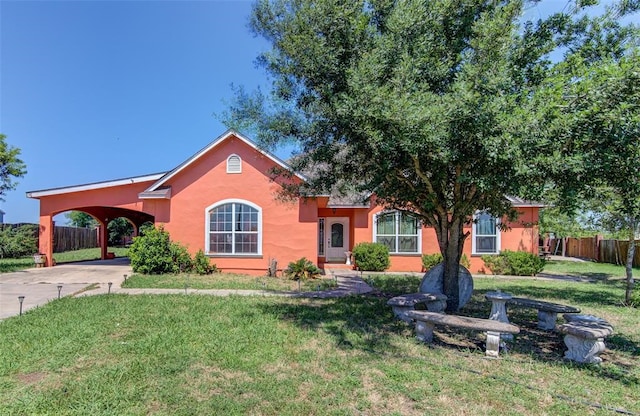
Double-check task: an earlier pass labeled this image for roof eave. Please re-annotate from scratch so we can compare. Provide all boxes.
[26,173,166,199]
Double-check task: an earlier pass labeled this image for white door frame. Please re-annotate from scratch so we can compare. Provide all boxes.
[325,217,350,262]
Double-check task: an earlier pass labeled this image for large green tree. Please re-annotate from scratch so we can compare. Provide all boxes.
[0,134,27,201]
[66,211,98,228]
[225,0,635,310]
[546,50,639,304]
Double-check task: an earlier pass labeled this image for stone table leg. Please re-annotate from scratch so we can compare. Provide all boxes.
[537,310,558,330]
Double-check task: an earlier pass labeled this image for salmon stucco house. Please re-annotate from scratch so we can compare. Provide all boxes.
[27,130,543,274]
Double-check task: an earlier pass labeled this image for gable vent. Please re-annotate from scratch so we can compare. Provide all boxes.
[227,154,242,173]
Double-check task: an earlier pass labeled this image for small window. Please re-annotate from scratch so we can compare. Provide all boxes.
[473,211,500,254]
[226,154,242,173]
[374,211,420,254]
[318,218,325,256]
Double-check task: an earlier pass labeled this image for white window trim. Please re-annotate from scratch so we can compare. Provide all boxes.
[472,211,501,255]
[204,198,262,256]
[226,154,242,174]
[372,211,422,254]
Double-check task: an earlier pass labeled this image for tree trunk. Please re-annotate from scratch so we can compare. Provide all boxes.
[625,220,636,305]
[439,216,466,312]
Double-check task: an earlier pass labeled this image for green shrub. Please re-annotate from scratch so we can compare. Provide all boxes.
[284,257,321,280]
[481,254,511,275]
[0,224,38,258]
[482,250,545,276]
[421,253,471,271]
[501,250,545,276]
[129,226,192,274]
[192,249,217,275]
[353,242,390,272]
[421,253,442,271]
[460,254,471,269]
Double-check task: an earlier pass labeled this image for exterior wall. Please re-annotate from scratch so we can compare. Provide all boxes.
[37,182,154,216]
[160,135,318,275]
[351,205,540,274]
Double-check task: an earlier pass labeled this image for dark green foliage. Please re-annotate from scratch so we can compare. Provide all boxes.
[0,224,37,258]
[352,242,390,272]
[107,217,133,246]
[65,211,97,228]
[421,253,471,271]
[482,250,545,276]
[481,254,511,275]
[192,249,217,275]
[630,290,640,308]
[0,134,27,201]
[284,257,321,280]
[129,226,192,274]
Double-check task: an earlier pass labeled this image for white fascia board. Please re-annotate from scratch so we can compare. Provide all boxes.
[144,129,306,193]
[26,173,166,199]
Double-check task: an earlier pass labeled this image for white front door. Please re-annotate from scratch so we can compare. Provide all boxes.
[326,217,349,262]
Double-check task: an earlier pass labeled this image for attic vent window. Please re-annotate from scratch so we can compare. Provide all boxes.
[227,154,242,173]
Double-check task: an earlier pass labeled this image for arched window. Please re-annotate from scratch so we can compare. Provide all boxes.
[373,211,420,254]
[206,200,261,255]
[226,154,242,173]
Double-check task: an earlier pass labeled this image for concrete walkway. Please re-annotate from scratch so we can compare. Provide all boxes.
[1,261,372,320]
[1,258,131,320]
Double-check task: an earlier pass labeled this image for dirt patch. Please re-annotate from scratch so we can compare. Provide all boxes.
[16,371,48,385]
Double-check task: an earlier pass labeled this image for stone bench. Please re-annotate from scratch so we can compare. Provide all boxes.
[387,293,448,322]
[507,297,580,330]
[557,314,614,364]
[406,310,520,358]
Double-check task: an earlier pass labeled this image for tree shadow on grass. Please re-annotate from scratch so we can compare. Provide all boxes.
[484,282,623,307]
[462,291,640,386]
[257,295,409,354]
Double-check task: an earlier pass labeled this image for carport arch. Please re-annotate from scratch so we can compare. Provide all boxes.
[57,206,154,261]
[26,173,167,266]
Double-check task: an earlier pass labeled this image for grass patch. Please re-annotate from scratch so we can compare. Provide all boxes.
[0,277,638,415]
[0,257,35,273]
[542,260,639,281]
[0,248,130,273]
[53,247,129,264]
[122,272,338,292]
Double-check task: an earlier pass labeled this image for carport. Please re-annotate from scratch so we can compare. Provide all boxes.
[27,173,170,266]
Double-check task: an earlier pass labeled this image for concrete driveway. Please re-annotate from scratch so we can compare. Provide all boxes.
[0,258,132,320]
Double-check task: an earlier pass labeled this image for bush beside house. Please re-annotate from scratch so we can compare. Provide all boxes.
[352,242,390,272]
[482,250,545,276]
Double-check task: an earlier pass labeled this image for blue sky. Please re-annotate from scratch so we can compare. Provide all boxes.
[0,0,634,224]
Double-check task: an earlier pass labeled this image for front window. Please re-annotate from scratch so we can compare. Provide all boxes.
[374,211,420,254]
[207,201,261,255]
[473,211,499,254]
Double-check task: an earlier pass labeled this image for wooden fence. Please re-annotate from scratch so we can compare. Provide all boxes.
[549,236,640,267]
[53,226,98,252]
[1,223,98,253]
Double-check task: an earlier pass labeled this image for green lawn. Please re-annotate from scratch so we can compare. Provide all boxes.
[1,275,638,415]
[542,259,639,281]
[0,248,129,273]
[122,272,338,292]
[53,247,129,264]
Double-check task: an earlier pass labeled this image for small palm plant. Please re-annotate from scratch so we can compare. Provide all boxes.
[284,257,321,280]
